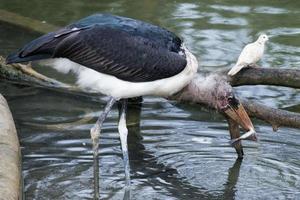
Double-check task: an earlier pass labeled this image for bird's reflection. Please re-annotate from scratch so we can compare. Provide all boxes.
[117,98,244,200]
[223,158,243,200]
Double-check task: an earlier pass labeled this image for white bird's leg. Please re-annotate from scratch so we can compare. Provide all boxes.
[90,96,116,199]
[118,99,131,187]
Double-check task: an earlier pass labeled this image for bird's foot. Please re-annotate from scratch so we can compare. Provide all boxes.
[248,63,259,68]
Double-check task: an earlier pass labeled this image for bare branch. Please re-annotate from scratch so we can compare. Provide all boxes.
[223,67,300,88]
[241,99,300,131]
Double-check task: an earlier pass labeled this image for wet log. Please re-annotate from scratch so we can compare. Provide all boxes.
[0,94,22,200]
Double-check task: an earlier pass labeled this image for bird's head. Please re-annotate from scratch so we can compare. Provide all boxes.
[180,75,255,133]
[257,34,269,44]
[212,79,255,132]
[173,74,256,133]
[217,91,255,132]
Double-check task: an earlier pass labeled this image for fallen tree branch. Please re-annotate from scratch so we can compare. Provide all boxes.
[241,99,300,131]
[223,67,300,89]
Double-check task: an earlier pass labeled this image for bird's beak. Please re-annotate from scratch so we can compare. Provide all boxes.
[222,98,257,141]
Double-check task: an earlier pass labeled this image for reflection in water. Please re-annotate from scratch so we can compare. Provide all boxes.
[120,99,243,200]
[223,158,242,199]
[0,0,300,199]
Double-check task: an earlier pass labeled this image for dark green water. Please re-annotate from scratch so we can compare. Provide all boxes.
[0,0,300,199]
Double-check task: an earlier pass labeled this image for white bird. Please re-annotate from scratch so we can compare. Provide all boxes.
[228,34,269,76]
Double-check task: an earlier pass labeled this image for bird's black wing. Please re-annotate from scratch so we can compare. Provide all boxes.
[54,25,187,82]
[6,14,187,82]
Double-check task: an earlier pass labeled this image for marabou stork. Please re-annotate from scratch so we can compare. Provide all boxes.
[6,14,255,187]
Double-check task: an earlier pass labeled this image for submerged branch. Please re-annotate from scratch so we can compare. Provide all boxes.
[224,67,300,89]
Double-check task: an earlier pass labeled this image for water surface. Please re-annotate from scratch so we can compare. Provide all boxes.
[0,0,300,199]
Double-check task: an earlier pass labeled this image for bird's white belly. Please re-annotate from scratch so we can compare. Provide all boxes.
[40,48,198,99]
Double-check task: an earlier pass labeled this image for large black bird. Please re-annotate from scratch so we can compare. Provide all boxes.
[6,14,255,189]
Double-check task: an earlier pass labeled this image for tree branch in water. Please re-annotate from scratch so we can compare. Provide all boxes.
[223,67,300,88]
[241,99,300,131]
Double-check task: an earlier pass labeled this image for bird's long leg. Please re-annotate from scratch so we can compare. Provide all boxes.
[118,99,131,187]
[90,96,116,199]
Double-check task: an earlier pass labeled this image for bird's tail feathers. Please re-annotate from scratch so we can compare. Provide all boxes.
[227,63,245,76]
